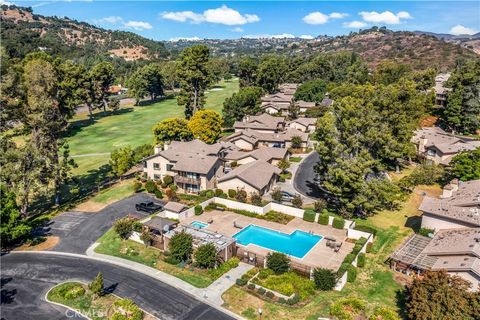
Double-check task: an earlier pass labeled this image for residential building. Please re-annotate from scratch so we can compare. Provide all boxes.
[420,179,480,230]
[163,224,237,262]
[434,73,451,107]
[389,228,480,291]
[224,147,288,166]
[296,100,316,113]
[288,117,317,132]
[261,92,294,115]
[217,160,281,195]
[143,139,237,193]
[224,128,309,151]
[278,83,299,95]
[234,114,286,133]
[412,127,480,165]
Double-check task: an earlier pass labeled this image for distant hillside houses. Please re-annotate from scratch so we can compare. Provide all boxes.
[389,179,480,291]
[412,126,480,165]
[434,73,451,107]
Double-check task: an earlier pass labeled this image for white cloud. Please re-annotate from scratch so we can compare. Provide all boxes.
[161,5,259,26]
[161,11,204,24]
[124,21,153,31]
[449,24,477,35]
[343,21,367,28]
[0,1,15,5]
[169,36,202,42]
[231,27,244,33]
[302,11,348,25]
[95,16,123,24]
[359,11,412,25]
[300,34,314,39]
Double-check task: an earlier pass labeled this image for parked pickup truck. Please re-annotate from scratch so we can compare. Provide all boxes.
[135,201,163,213]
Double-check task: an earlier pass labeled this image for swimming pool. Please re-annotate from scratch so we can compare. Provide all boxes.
[233,225,322,259]
[190,221,209,229]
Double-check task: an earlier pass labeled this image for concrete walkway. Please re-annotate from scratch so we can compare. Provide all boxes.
[87,242,252,306]
[193,262,254,305]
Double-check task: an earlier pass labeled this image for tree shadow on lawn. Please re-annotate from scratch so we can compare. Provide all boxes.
[66,108,135,137]
[404,216,422,233]
[135,95,175,107]
[395,288,408,320]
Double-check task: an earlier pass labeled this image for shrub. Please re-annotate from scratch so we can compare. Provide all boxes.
[154,189,163,199]
[287,294,300,305]
[194,205,203,215]
[344,253,356,265]
[236,278,247,286]
[163,256,180,265]
[231,161,238,167]
[330,297,366,320]
[271,187,282,202]
[318,213,329,225]
[357,253,366,268]
[292,195,303,208]
[265,291,274,299]
[169,184,178,192]
[215,189,224,197]
[366,242,373,253]
[337,262,350,277]
[347,266,357,283]
[354,225,377,236]
[247,283,255,290]
[169,231,193,262]
[111,298,143,320]
[278,297,286,304]
[113,217,136,239]
[205,190,215,198]
[161,183,168,189]
[89,272,103,297]
[194,243,217,268]
[277,159,291,172]
[163,175,174,185]
[266,252,290,274]
[314,199,327,212]
[278,176,286,182]
[140,229,153,246]
[257,287,266,295]
[418,227,434,237]
[228,189,237,198]
[204,203,217,211]
[303,209,316,222]
[313,268,337,291]
[369,307,400,320]
[332,217,345,229]
[165,188,179,201]
[145,180,157,193]
[60,283,85,299]
[235,189,247,203]
[250,192,263,206]
[208,257,240,280]
[258,268,274,279]
[132,181,142,193]
[291,136,303,149]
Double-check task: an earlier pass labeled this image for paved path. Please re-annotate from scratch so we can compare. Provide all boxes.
[48,193,160,254]
[1,252,236,320]
[293,152,322,199]
[192,262,254,305]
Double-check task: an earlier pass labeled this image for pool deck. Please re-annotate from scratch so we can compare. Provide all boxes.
[183,210,354,271]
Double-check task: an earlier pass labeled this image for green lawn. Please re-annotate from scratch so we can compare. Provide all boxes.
[95,228,239,288]
[67,78,238,177]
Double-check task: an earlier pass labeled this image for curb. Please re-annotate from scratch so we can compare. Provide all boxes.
[10,251,243,320]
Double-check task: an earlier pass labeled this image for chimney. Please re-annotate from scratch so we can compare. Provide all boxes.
[154,144,163,154]
[164,141,171,151]
[441,184,454,198]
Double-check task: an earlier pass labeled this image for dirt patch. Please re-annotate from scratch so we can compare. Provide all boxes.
[393,272,413,286]
[74,201,107,213]
[14,236,60,251]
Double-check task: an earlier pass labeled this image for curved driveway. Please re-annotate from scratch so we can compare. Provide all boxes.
[0,253,235,320]
[293,152,322,199]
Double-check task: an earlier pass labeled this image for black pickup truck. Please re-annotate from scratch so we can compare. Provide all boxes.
[135,201,163,213]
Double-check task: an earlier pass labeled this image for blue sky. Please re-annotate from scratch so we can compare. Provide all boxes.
[10,1,480,40]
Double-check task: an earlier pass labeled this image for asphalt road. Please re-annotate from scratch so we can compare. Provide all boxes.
[1,253,235,320]
[293,152,322,199]
[48,193,162,254]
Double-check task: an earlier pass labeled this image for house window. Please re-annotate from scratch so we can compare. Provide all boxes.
[143,161,147,168]
[153,174,161,181]
[153,163,160,170]
[166,164,174,171]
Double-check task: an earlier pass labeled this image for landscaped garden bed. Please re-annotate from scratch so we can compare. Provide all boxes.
[95,228,238,288]
[47,282,152,320]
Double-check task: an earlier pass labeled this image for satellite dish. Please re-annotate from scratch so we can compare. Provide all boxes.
[163,225,170,232]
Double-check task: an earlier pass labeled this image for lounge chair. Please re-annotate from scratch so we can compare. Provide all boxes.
[325,236,336,242]
[233,221,243,229]
[207,218,213,224]
[334,242,343,253]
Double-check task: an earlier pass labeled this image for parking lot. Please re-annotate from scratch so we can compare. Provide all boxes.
[48,193,162,254]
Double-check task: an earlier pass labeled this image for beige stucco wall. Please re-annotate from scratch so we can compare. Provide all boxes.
[144,155,175,181]
[265,107,280,115]
[233,139,255,151]
[421,213,476,231]
[289,122,308,132]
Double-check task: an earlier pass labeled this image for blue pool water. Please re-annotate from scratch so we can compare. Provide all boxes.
[233,225,323,259]
[191,221,209,229]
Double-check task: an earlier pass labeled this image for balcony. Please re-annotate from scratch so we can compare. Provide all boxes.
[174,175,201,185]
